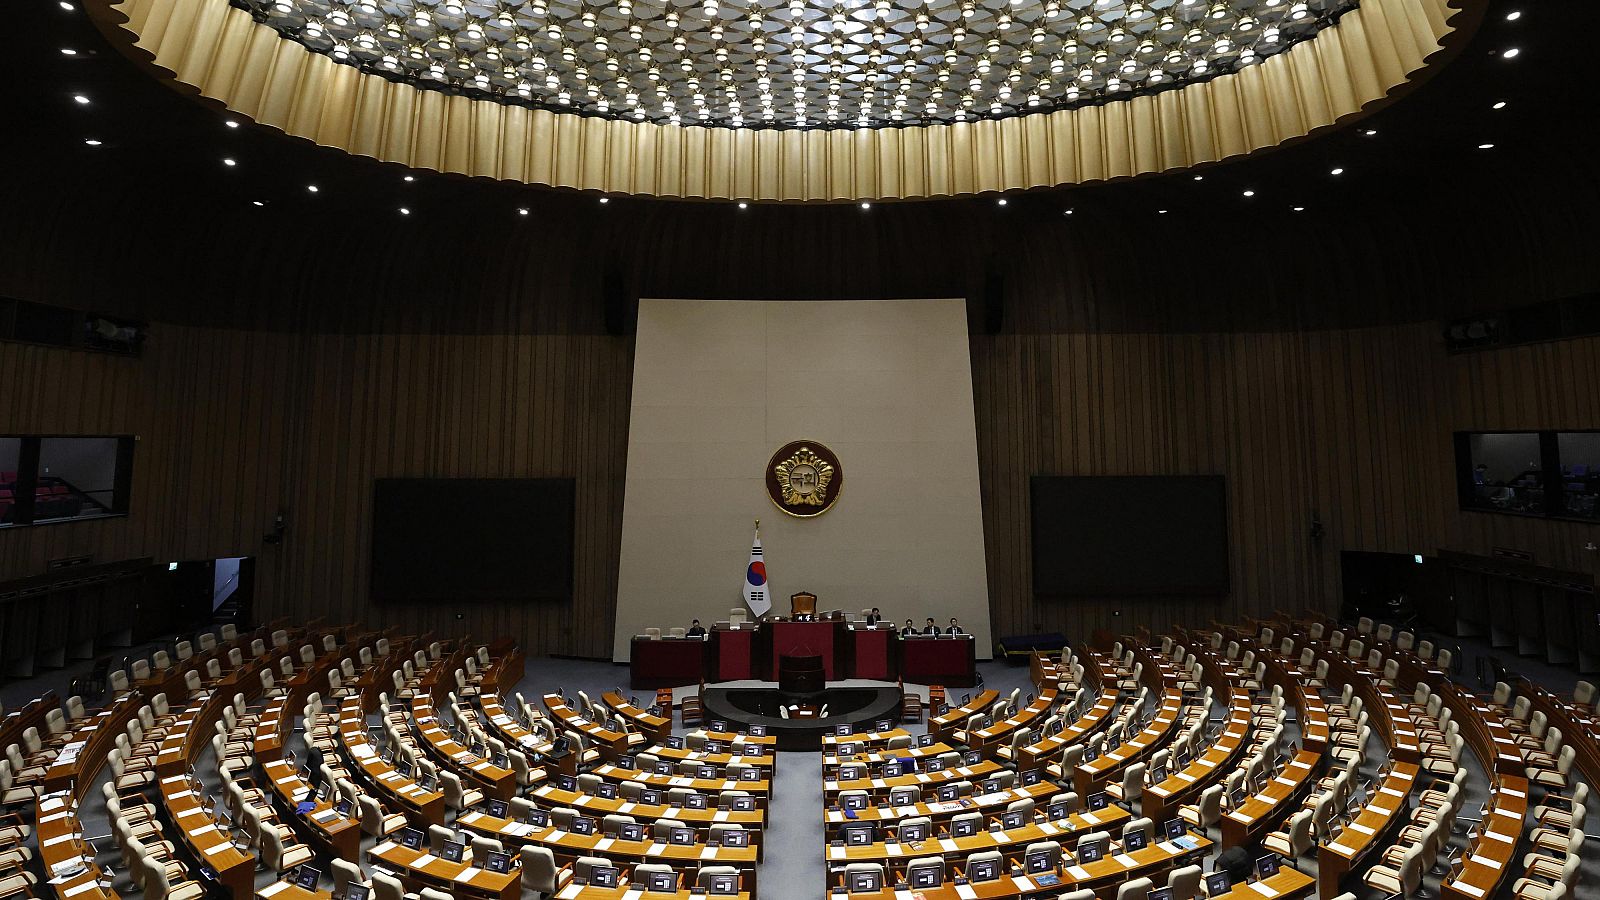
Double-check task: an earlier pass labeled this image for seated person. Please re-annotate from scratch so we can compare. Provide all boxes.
[901,619,917,637]
[865,607,883,626]
[687,619,707,638]
[922,618,940,636]
[946,618,965,635]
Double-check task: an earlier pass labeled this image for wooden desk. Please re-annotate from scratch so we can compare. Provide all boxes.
[553,884,747,900]
[1013,690,1117,772]
[822,729,910,752]
[1212,868,1316,900]
[41,697,139,794]
[1316,762,1418,899]
[591,763,771,798]
[1220,749,1321,848]
[825,761,1002,800]
[826,807,1131,872]
[411,697,517,801]
[1073,688,1182,796]
[823,742,955,775]
[829,831,1211,898]
[258,883,330,900]
[602,691,672,745]
[546,694,631,760]
[34,791,118,900]
[369,838,521,900]
[338,696,446,826]
[928,691,999,743]
[528,782,766,828]
[699,728,777,748]
[823,783,1062,836]
[260,757,363,862]
[456,809,761,883]
[1142,694,1253,826]
[159,773,255,899]
[966,689,1059,755]
[1442,777,1528,900]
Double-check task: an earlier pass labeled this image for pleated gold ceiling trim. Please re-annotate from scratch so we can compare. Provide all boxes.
[92,0,1477,202]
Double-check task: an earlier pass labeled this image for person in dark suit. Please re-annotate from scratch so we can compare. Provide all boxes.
[946,618,965,635]
[923,617,940,635]
[865,607,882,626]
[687,619,706,638]
[901,619,917,637]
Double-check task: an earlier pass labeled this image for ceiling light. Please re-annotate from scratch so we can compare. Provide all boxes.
[59,1,74,8]
[599,197,609,204]
[1293,206,1305,212]
[1242,190,1255,197]
[1157,209,1168,214]
[1504,10,1521,21]
[996,198,1008,206]
[403,175,415,182]
[1492,101,1507,110]
[72,94,90,105]
[1063,209,1074,216]
[518,208,529,215]
[222,158,237,166]
[1502,48,1520,59]
[60,48,77,55]
[399,207,410,215]
[82,138,101,146]
[1329,167,1344,175]
[1193,175,1204,181]
[225,120,239,128]
[1362,129,1378,136]
[1477,143,1495,150]
[860,202,871,210]
[306,184,319,193]
[737,201,748,209]
[252,201,265,206]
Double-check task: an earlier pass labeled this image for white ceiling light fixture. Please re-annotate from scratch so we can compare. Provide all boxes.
[238,0,1358,131]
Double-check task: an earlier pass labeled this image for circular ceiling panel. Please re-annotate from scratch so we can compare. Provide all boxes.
[238,0,1359,129]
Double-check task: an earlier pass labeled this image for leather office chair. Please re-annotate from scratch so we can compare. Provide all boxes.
[791,592,817,619]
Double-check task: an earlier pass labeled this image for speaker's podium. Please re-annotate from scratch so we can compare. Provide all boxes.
[767,591,842,680]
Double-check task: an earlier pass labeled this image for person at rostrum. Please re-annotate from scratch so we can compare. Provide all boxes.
[687,619,707,638]
[901,619,917,637]
[865,607,883,626]
[946,617,965,635]
[922,617,940,635]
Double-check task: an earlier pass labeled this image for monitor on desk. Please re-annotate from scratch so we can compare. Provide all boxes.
[655,761,675,775]
[571,816,597,836]
[705,741,723,754]
[709,720,728,732]
[670,827,696,846]
[686,793,709,809]
[969,858,1000,882]
[597,782,618,799]
[981,778,1001,794]
[557,775,578,791]
[441,840,466,863]
[1025,848,1055,874]
[641,789,663,805]
[899,821,929,843]
[618,755,637,770]
[882,761,903,778]
[720,828,751,848]
[847,869,881,893]
[293,866,320,890]
[1205,872,1235,896]
[1000,810,1026,829]
[697,765,718,780]
[844,823,875,846]
[937,783,960,802]
[875,719,893,733]
[484,851,512,874]
[667,735,685,749]
[1164,818,1187,841]
[619,822,646,842]
[591,866,620,889]
[708,874,739,896]
[965,750,983,766]
[1148,889,1175,900]
[527,808,549,827]
[1077,839,1105,863]
[487,799,508,818]
[1254,855,1280,881]
[918,734,934,747]
[1021,768,1043,786]
[749,724,768,737]
[924,757,945,773]
[645,871,677,893]
[345,885,370,900]
[952,817,979,838]
[1087,792,1109,811]
[397,828,424,850]
[1124,829,1148,852]
[911,865,941,888]
[731,795,756,811]
[835,724,854,736]
[1047,800,1071,821]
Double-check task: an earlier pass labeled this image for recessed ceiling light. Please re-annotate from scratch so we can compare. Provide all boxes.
[59,1,75,9]
[1157,209,1168,214]
[1492,101,1508,110]
[60,48,77,55]
[225,120,239,128]
[599,197,609,204]
[1193,175,1204,181]
[82,138,101,146]
[1293,207,1305,212]
[1502,48,1520,59]
[996,198,1008,206]
[1362,129,1378,136]
[1505,10,1521,21]
[403,175,415,182]
[399,207,411,215]
[1063,209,1074,216]
[72,94,90,105]
[737,201,748,209]
[860,202,871,210]
[306,184,319,193]
[1242,190,1255,197]
[1477,143,1495,150]
[252,201,266,207]
[1329,167,1344,175]
[518,207,529,215]
[222,158,236,166]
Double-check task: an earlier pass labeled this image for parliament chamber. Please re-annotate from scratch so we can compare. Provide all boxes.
[3,0,1599,899]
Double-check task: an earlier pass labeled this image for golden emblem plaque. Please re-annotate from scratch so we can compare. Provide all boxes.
[765,440,843,518]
